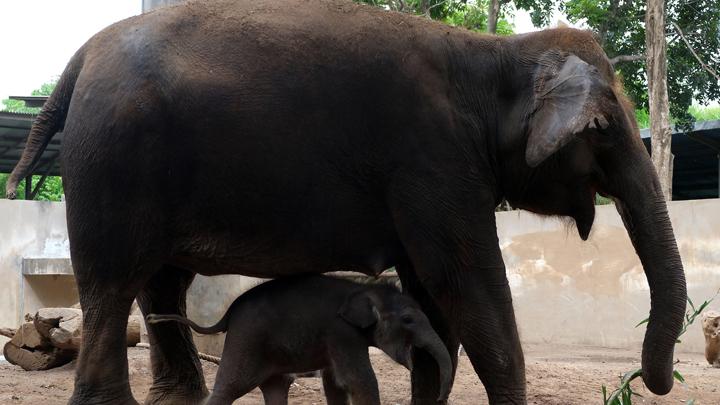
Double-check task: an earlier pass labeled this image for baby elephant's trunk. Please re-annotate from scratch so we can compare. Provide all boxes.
[413,332,453,402]
[145,313,229,335]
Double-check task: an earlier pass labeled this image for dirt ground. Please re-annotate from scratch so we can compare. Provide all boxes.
[1,343,718,404]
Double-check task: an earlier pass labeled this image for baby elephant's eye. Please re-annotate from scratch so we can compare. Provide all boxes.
[401,315,414,324]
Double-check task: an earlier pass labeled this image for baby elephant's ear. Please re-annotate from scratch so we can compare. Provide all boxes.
[339,291,378,329]
[525,51,615,167]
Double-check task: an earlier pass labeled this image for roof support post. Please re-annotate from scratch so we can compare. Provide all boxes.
[29,156,57,200]
[24,176,32,200]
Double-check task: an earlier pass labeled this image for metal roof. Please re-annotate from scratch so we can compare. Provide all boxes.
[640,120,720,200]
[0,111,63,177]
[8,96,49,108]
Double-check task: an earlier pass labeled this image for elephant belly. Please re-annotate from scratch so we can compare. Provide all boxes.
[168,226,403,278]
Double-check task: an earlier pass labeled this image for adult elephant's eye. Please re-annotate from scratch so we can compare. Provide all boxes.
[401,315,414,324]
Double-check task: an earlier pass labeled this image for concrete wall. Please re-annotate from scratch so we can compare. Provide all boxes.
[1,198,718,355]
[498,199,720,353]
[185,275,266,355]
[0,200,73,346]
[142,0,185,12]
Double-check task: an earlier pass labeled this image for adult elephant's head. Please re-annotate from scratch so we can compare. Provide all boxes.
[497,29,686,395]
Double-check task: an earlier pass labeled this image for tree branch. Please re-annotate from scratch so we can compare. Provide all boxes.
[671,22,720,82]
[609,54,645,65]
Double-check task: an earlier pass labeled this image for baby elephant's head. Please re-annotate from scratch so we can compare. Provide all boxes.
[339,284,452,401]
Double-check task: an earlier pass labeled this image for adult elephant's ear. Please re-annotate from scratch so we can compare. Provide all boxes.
[525,51,614,167]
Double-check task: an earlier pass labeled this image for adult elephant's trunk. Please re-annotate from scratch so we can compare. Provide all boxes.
[612,156,687,395]
[412,330,453,402]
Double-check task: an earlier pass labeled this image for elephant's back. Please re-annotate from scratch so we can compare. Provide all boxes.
[235,275,358,309]
[223,276,357,340]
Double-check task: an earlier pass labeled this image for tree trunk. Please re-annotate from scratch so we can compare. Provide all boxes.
[3,342,75,371]
[421,0,430,17]
[645,0,673,200]
[487,0,500,33]
[0,327,17,339]
[11,323,49,349]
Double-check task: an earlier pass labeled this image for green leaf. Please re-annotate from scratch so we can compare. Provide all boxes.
[634,318,649,328]
[673,370,686,384]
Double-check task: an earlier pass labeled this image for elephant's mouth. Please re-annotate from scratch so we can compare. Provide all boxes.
[397,347,413,370]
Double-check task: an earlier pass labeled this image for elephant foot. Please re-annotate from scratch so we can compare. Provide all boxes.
[412,397,448,405]
[144,385,209,405]
[68,389,139,405]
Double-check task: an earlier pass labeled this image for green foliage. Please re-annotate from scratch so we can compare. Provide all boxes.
[688,105,720,122]
[603,291,718,405]
[443,2,489,32]
[562,0,720,131]
[0,173,63,201]
[635,105,720,129]
[513,0,557,27]
[31,81,56,97]
[1,80,63,202]
[634,109,650,129]
[1,98,40,114]
[354,0,515,34]
[601,368,643,405]
[1,79,57,114]
[595,193,612,205]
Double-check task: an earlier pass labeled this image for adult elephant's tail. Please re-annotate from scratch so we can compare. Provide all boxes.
[5,48,85,199]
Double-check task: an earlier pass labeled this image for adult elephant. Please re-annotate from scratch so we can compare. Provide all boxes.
[6,0,686,404]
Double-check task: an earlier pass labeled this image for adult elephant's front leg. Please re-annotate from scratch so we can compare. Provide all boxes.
[396,260,459,405]
[390,183,526,405]
[136,266,209,405]
[456,268,526,404]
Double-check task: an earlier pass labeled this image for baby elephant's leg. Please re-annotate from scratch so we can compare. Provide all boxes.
[322,368,349,405]
[329,349,380,405]
[207,337,268,405]
[259,374,294,405]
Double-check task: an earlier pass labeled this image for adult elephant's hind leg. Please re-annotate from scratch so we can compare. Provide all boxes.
[71,291,139,405]
[68,244,155,404]
[136,266,208,405]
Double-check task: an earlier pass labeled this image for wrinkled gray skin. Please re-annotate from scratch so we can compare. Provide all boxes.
[147,276,453,405]
[5,0,686,404]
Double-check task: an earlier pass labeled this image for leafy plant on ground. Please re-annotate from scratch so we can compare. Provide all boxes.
[602,290,718,405]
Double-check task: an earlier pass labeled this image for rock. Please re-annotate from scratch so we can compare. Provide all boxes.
[702,310,720,367]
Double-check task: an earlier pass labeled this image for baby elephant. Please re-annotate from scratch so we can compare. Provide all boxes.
[146,275,452,405]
